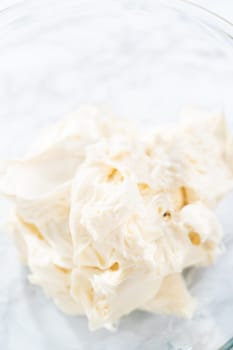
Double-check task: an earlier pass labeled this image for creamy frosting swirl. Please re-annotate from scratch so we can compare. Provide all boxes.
[1,106,233,330]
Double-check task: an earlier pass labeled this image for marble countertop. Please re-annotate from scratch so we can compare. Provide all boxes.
[0,1,233,350]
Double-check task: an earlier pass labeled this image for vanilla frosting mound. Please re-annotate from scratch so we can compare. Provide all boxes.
[1,106,233,330]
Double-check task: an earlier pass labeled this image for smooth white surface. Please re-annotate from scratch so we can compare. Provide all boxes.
[0,1,233,349]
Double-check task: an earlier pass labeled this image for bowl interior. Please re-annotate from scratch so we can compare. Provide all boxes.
[0,0,233,157]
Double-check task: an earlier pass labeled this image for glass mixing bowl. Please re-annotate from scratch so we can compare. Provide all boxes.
[0,1,233,349]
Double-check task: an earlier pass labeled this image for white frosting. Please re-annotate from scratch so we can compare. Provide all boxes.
[1,106,233,330]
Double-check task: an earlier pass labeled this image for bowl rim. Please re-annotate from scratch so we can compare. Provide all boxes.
[0,0,233,36]
[0,0,232,48]
[217,337,233,350]
[166,0,233,44]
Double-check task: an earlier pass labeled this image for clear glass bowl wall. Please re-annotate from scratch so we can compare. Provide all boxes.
[0,1,233,350]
